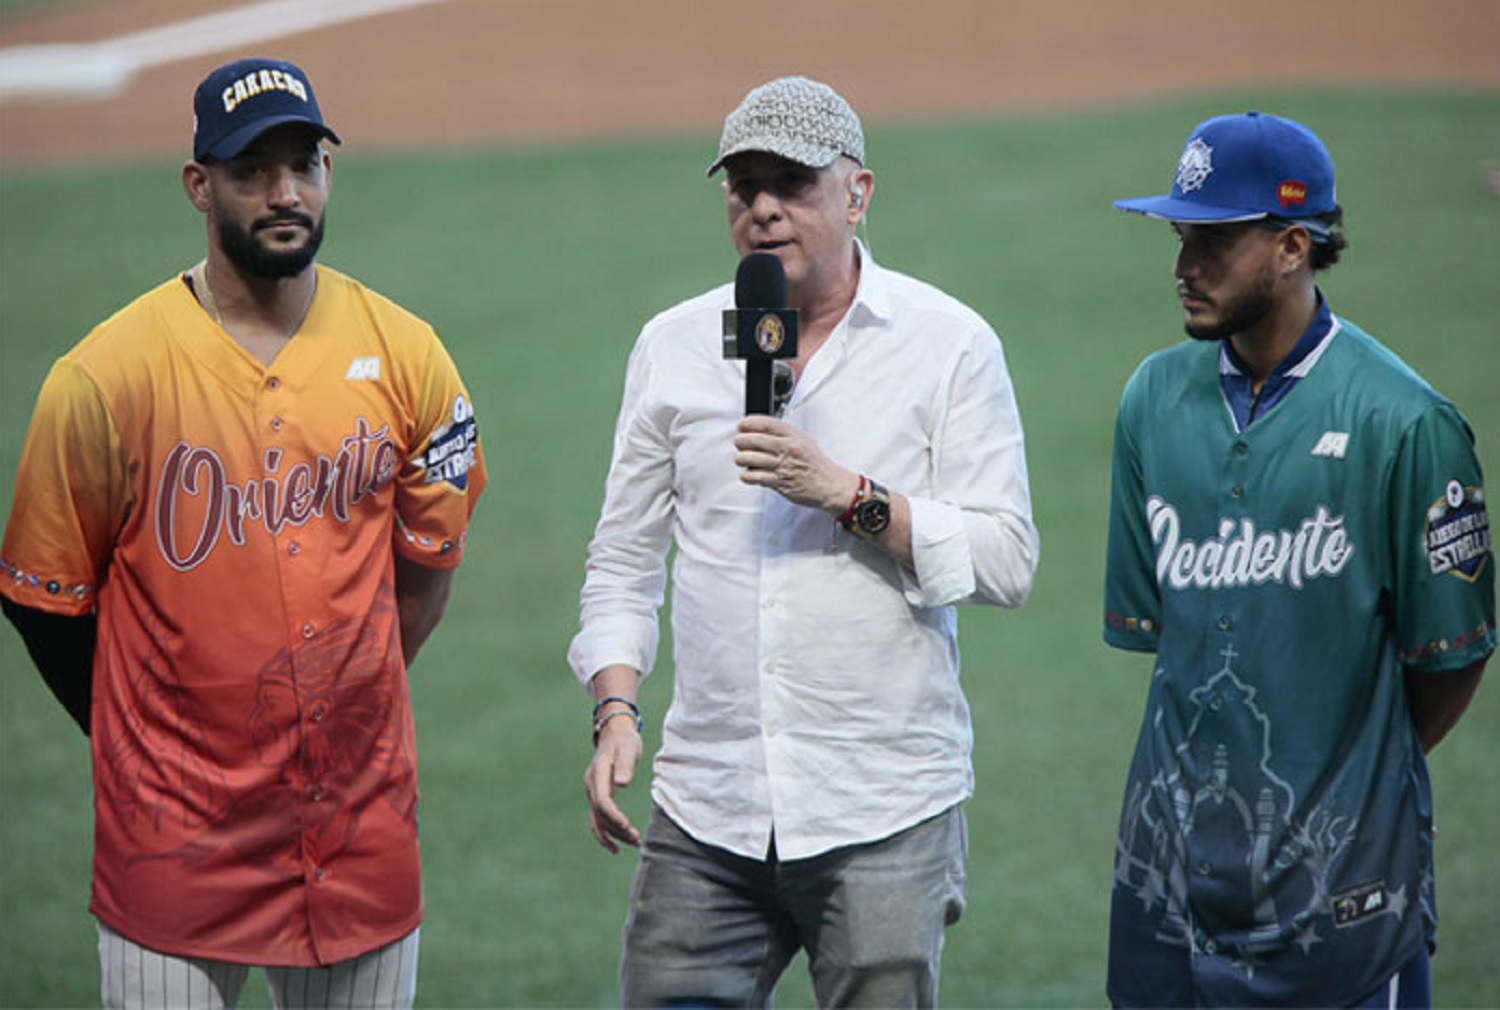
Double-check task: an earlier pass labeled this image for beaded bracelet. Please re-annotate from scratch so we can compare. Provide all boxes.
[592,696,643,746]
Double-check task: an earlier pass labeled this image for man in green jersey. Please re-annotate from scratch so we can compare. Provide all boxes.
[1103,111,1493,1007]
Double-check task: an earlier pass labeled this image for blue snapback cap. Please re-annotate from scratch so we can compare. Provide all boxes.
[193,58,340,162]
[1114,111,1335,225]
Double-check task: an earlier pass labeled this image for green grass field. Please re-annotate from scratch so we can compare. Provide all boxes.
[2,89,1497,1008]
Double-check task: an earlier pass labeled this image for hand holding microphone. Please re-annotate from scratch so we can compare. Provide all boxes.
[723,253,858,510]
[734,414,859,513]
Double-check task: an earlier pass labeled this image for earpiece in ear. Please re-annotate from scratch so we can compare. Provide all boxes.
[849,186,865,210]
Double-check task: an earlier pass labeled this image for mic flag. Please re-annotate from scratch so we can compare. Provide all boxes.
[723,252,800,415]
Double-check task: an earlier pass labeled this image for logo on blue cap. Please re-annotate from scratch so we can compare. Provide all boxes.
[193,58,340,163]
[1115,111,1335,225]
[1176,138,1214,195]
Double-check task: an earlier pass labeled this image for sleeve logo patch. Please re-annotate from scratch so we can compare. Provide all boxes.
[418,394,479,490]
[1426,481,1490,582]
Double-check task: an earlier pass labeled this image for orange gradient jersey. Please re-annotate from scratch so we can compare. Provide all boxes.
[0,266,486,965]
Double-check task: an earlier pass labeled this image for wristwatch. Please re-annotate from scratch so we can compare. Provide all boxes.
[840,476,891,537]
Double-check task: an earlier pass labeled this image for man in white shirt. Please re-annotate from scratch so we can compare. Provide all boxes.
[568,75,1039,1008]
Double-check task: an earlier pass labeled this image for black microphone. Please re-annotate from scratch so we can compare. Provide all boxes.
[723,252,799,415]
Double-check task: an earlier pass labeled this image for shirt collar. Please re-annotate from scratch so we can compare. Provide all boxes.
[1220,289,1336,380]
[846,239,894,331]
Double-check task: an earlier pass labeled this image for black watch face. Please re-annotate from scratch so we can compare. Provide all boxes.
[856,499,891,535]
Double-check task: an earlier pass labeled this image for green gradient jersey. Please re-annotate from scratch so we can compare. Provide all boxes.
[1102,316,1494,1007]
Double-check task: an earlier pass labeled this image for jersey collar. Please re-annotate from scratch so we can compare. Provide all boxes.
[1219,291,1338,431]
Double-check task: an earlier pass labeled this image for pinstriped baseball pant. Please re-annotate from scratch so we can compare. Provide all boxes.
[98,921,419,1010]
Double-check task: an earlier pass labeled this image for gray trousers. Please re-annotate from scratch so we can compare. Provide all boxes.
[621,804,968,1009]
[98,921,419,1010]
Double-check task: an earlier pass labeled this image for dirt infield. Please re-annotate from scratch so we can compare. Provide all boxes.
[2,0,1498,167]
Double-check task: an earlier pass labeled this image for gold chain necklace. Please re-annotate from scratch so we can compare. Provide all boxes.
[192,260,222,325]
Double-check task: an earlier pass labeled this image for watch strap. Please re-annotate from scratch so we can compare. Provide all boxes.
[836,474,868,529]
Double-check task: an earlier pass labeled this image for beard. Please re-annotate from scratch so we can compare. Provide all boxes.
[1182,263,1277,343]
[216,207,325,280]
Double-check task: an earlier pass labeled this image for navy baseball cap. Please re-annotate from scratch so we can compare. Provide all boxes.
[1114,111,1336,229]
[192,58,340,163]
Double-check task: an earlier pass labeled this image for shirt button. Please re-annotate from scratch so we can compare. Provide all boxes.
[1233,442,1248,456]
[314,867,326,883]
[1204,939,1219,955]
[1208,696,1223,712]
[302,622,316,638]
[1230,485,1244,499]
[1218,616,1232,631]
[270,416,284,431]
[763,660,777,676]
[766,722,781,737]
[288,541,301,556]
[308,783,324,801]
[1197,861,1212,876]
[266,376,281,391]
[309,701,329,722]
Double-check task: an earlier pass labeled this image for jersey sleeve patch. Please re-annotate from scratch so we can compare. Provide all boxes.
[1426,481,1490,582]
[415,394,479,491]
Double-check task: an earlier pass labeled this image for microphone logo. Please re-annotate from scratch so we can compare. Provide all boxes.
[755,313,787,354]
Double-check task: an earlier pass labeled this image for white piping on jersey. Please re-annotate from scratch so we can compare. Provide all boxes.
[1217,317,1342,379]
[1286,315,1342,377]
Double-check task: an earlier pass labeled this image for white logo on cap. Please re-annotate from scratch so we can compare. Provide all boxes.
[222,68,309,114]
[1176,137,1213,194]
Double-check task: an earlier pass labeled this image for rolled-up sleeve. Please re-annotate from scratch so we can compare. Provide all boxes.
[899,327,1038,609]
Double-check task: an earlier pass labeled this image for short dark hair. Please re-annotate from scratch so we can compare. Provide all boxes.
[1261,206,1346,271]
[1307,205,1347,272]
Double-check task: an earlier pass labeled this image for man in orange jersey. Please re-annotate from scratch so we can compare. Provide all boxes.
[0,57,485,1009]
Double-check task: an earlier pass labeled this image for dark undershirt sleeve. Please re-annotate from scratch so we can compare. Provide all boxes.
[2,596,95,736]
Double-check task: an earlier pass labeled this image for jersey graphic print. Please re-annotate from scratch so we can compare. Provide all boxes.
[418,394,478,490]
[1115,645,1400,961]
[1426,481,1490,582]
[112,601,411,877]
[155,418,398,572]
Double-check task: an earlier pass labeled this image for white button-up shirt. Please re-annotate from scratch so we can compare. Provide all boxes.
[569,246,1038,860]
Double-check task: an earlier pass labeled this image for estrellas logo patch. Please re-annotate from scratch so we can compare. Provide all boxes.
[1426,480,1490,582]
[418,394,479,490]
